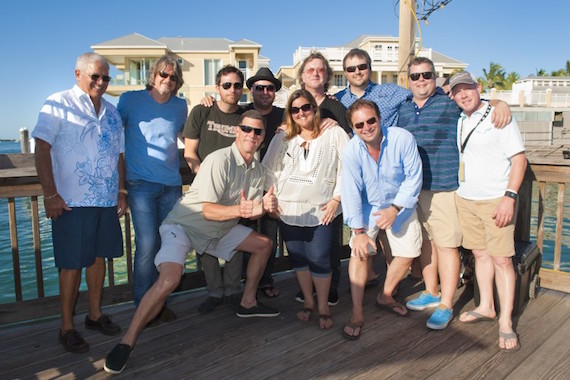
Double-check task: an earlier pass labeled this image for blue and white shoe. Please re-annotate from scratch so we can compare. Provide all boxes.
[406,291,441,311]
[426,306,453,330]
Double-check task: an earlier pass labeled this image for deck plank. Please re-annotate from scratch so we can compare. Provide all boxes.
[1,265,569,379]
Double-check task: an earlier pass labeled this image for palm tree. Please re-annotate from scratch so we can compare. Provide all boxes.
[535,68,546,76]
[551,69,566,77]
[565,60,570,76]
[482,62,506,91]
[505,72,520,90]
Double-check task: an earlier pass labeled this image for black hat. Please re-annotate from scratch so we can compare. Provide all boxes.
[246,67,282,91]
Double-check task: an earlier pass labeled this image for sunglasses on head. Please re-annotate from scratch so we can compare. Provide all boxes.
[239,125,264,136]
[254,84,276,92]
[409,71,434,81]
[158,71,177,81]
[353,117,377,129]
[89,74,111,83]
[290,103,312,115]
[346,63,369,73]
[221,82,243,90]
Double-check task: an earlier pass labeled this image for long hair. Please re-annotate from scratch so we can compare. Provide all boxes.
[285,89,321,140]
[146,55,184,95]
[297,51,333,92]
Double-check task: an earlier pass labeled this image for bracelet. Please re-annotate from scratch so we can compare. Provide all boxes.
[353,228,366,235]
[391,203,402,212]
[118,189,128,195]
[331,198,340,203]
[504,190,518,200]
[44,193,58,200]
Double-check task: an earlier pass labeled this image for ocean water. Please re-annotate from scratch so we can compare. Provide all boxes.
[0,141,568,304]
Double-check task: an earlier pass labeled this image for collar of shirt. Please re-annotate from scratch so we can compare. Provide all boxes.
[71,84,108,119]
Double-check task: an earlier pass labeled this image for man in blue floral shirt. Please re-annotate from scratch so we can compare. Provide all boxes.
[33,52,127,353]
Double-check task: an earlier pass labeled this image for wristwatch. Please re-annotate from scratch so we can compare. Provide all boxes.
[353,228,366,235]
[504,190,518,200]
[391,203,402,212]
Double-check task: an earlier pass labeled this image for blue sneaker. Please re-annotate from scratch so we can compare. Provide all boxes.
[406,291,441,311]
[426,306,453,330]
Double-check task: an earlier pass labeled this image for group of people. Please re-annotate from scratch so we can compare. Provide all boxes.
[32,47,526,375]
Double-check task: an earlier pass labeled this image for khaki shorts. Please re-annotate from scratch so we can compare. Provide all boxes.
[155,223,253,275]
[455,195,516,257]
[417,190,462,247]
[349,210,422,258]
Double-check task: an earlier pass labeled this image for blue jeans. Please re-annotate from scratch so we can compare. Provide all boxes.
[127,180,181,306]
[280,221,335,276]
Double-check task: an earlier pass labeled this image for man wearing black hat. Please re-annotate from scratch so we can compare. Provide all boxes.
[244,68,284,298]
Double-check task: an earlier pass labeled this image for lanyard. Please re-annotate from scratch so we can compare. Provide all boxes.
[460,104,492,154]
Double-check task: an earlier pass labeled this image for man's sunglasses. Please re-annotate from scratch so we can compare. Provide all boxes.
[158,71,177,81]
[290,104,312,115]
[409,72,434,81]
[346,63,369,73]
[89,74,112,83]
[353,117,377,129]
[239,125,264,136]
[221,82,243,90]
[254,84,276,92]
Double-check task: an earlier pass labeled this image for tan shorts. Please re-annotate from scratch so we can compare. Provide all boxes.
[349,210,422,258]
[155,223,253,275]
[455,195,516,257]
[417,190,462,247]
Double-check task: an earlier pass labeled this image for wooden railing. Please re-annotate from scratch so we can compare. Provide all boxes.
[0,150,568,325]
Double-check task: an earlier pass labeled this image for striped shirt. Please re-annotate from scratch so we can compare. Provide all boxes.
[398,88,461,191]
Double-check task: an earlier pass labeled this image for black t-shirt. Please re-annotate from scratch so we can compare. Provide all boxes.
[319,97,350,134]
[183,103,245,161]
[245,104,285,159]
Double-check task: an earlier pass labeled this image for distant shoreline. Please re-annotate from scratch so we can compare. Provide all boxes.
[0,139,18,142]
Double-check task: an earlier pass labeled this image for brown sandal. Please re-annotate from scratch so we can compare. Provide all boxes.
[343,320,363,340]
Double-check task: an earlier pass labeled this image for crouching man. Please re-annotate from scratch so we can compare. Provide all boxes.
[104,110,279,374]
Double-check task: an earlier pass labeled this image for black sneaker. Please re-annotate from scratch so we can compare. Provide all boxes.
[198,296,223,314]
[224,293,242,311]
[146,306,177,328]
[236,303,280,318]
[104,343,133,374]
[328,288,339,306]
[85,314,121,336]
[294,290,304,303]
[59,329,89,353]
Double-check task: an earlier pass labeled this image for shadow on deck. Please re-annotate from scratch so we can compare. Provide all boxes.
[1,261,569,379]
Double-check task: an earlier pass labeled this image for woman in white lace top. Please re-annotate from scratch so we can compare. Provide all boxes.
[262,89,349,329]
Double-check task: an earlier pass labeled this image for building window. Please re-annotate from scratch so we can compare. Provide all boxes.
[334,74,346,87]
[239,94,248,105]
[129,58,156,85]
[204,59,222,85]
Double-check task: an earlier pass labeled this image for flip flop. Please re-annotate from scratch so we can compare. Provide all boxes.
[343,320,363,340]
[297,308,312,322]
[319,314,334,330]
[499,331,521,352]
[259,284,280,298]
[459,310,496,324]
[376,301,409,317]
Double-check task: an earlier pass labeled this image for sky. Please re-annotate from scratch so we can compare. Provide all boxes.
[1,0,568,139]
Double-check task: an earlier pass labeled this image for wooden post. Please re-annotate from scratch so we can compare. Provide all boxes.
[19,128,30,153]
[398,0,417,87]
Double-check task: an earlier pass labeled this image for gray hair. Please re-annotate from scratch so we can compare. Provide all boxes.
[75,52,109,72]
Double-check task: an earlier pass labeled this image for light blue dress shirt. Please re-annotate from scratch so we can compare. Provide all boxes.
[341,126,422,233]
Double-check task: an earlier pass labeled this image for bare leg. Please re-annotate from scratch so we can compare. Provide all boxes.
[296,269,315,320]
[86,257,106,320]
[347,255,369,327]
[437,246,460,310]
[121,263,183,347]
[377,257,413,316]
[59,268,82,331]
[313,274,331,317]
[236,232,272,308]
[459,249,497,322]
[419,240,439,296]
[493,256,518,349]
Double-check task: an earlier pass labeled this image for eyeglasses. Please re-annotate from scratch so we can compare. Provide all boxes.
[239,125,264,136]
[305,67,325,76]
[290,103,312,115]
[254,84,276,92]
[158,71,177,81]
[353,117,378,129]
[221,82,243,90]
[409,71,434,81]
[346,63,369,73]
[89,74,111,83]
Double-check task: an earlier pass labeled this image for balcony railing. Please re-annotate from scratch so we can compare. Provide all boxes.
[0,149,568,325]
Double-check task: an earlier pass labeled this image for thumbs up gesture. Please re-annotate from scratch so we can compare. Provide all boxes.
[239,189,254,218]
[262,185,279,216]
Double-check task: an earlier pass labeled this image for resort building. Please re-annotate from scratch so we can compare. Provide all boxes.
[275,34,468,95]
[91,33,268,107]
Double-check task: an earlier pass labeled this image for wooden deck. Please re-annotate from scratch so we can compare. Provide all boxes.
[2,261,569,380]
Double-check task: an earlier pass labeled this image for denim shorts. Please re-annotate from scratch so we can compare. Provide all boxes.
[52,207,123,269]
[280,222,335,276]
